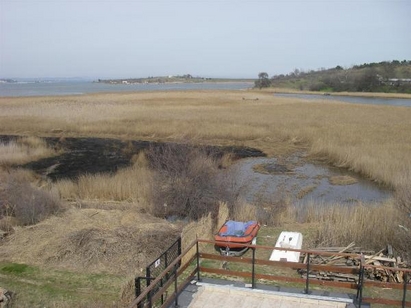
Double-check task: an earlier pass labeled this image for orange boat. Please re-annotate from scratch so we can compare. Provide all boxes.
[214,220,260,256]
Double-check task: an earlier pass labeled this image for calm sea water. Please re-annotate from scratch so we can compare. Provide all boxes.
[275,93,411,107]
[2,82,410,107]
[0,81,253,97]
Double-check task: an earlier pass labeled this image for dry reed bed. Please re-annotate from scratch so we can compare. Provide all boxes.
[1,90,411,189]
[56,163,153,204]
[262,88,411,99]
[0,136,58,166]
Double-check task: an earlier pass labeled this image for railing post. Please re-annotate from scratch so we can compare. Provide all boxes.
[146,267,152,308]
[160,278,164,306]
[135,277,142,308]
[196,239,201,282]
[357,254,365,308]
[252,247,256,289]
[178,237,182,267]
[174,264,178,307]
[402,272,408,308]
[304,253,311,294]
[135,277,140,298]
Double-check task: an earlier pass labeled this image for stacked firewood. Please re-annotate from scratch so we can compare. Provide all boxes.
[299,242,409,283]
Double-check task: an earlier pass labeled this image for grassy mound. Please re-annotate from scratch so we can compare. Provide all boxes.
[0,207,181,275]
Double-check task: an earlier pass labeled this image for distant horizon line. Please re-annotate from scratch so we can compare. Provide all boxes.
[0,76,256,81]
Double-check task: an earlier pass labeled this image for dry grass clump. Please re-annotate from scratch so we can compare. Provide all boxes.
[328,175,358,185]
[296,185,317,199]
[231,199,257,222]
[0,170,61,226]
[293,200,411,259]
[0,136,57,166]
[228,192,292,228]
[0,216,18,233]
[181,213,214,263]
[145,143,234,220]
[119,278,139,307]
[180,202,229,264]
[215,202,230,231]
[0,208,181,275]
[394,173,411,216]
[55,164,153,205]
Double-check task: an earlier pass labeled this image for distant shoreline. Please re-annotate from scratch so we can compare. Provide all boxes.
[0,80,254,97]
[96,76,254,85]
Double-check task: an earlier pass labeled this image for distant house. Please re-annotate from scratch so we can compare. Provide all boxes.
[386,78,411,85]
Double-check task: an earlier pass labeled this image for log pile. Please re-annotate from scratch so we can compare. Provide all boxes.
[299,242,409,283]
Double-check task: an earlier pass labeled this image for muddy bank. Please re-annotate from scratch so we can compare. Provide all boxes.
[0,135,265,181]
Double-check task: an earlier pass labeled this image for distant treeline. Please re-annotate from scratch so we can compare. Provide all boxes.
[266,60,411,93]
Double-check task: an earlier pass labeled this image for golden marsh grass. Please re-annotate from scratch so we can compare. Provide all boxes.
[1,90,410,188]
[0,136,58,166]
[55,163,153,205]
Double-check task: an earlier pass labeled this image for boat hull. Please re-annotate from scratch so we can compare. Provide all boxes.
[214,220,260,251]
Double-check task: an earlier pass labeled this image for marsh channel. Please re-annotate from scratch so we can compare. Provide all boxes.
[228,153,390,205]
[2,135,391,206]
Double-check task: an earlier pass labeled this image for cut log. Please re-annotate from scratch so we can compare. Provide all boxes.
[396,271,404,283]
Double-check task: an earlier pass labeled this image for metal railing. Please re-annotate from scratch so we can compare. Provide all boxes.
[135,238,181,307]
[130,239,411,308]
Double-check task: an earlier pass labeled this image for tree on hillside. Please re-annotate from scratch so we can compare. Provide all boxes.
[255,72,271,89]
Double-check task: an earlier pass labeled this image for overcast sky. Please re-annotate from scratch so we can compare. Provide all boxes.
[1,0,410,79]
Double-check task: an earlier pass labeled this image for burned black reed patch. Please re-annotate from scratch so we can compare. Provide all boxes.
[0,135,265,181]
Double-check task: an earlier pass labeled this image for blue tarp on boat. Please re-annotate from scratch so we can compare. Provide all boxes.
[220,220,256,236]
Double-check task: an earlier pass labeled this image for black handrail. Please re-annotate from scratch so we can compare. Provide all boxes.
[356,254,365,307]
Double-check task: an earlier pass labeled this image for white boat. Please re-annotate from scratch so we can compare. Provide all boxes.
[269,231,303,262]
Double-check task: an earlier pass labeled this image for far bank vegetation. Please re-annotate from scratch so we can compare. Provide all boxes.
[268,60,411,93]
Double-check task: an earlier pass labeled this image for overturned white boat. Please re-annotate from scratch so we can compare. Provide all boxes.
[269,231,303,262]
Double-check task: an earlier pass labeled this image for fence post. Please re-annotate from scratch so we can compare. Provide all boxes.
[252,247,256,289]
[178,237,182,267]
[160,278,164,306]
[162,251,167,305]
[196,239,201,281]
[304,253,311,294]
[165,251,168,276]
[402,272,408,308]
[357,254,365,308]
[146,267,152,308]
[174,264,179,307]
[135,277,140,298]
[135,277,142,308]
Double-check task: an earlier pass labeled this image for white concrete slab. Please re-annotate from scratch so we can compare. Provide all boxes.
[188,283,352,308]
